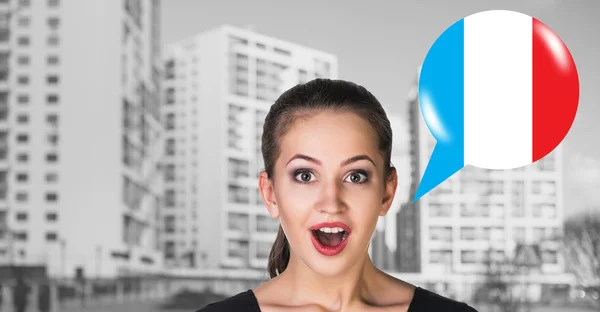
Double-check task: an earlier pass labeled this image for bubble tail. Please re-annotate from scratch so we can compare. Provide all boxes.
[412,143,463,202]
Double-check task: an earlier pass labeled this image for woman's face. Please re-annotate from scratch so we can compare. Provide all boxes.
[261,110,397,277]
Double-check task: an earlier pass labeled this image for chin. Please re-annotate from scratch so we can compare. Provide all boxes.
[303,242,366,277]
[305,255,355,277]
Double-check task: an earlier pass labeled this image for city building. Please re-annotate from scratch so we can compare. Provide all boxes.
[370,113,411,272]
[0,0,163,279]
[395,68,572,300]
[162,24,338,269]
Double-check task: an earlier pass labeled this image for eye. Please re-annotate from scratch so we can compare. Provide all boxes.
[294,170,316,183]
[345,171,368,184]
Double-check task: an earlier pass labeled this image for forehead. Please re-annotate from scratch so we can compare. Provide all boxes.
[278,111,380,164]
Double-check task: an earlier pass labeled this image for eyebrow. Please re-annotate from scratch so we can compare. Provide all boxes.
[286,154,376,167]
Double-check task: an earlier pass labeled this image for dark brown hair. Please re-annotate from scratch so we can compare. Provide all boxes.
[261,78,394,278]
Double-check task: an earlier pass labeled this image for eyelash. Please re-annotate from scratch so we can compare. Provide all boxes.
[292,169,369,185]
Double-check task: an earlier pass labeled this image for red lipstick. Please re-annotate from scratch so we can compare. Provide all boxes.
[309,222,351,256]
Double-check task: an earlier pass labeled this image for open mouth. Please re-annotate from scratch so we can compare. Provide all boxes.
[309,222,351,256]
[311,228,349,247]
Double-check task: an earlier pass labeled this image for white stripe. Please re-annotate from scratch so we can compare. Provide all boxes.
[464,10,532,169]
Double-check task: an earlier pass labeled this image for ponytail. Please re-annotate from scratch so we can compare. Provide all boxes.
[267,225,290,278]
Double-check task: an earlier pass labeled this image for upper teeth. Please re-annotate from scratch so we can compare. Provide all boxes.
[319,227,345,233]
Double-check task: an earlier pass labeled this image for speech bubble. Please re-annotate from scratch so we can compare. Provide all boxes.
[413,10,579,202]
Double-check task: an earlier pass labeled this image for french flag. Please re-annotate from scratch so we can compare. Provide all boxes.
[419,10,579,169]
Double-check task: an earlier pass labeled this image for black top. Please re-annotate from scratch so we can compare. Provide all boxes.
[196,287,478,311]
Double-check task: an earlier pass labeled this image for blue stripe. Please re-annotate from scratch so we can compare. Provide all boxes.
[413,18,465,201]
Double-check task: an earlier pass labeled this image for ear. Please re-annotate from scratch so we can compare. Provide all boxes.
[380,167,398,216]
[258,170,279,218]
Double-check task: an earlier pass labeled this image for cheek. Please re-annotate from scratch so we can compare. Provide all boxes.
[274,182,313,226]
[347,189,381,228]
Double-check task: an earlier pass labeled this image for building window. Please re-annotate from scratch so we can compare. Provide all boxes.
[228,185,249,204]
[47,35,60,46]
[17,114,29,124]
[19,0,30,6]
[16,153,28,163]
[46,153,58,163]
[461,250,477,264]
[45,232,58,241]
[165,113,175,130]
[47,55,59,65]
[48,0,60,6]
[429,250,453,264]
[46,193,58,202]
[460,227,476,241]
[16,212,27,221]
[164,164,175,181]
[47,75,59,85]
[17,95,29,105]
[164,241,175,259]
[16,173,28,182]
[16,192,28,202]
[17,55,30,65]
[17,75,29,85]
[46,212,58,222]
[228,212,249,233]
[17,16,30,27]
[428,226,452,242]
[46,114,58,126]
[532,203,556,219]
[255,241,271,259]
[17,37,30,46]
[535,152,555,171]
[16,134,29,143]
[429,203,452,217]
[48,17,60,29]
[15,232,27,241]
[227,239,249,259]
[164,216,175,233]
[45,173,58,183]
[47,134,58,146]
[164,189,175,207]
[532,181,557,197]
[47,94,59,104]
[166,88,175,104]
[228,158,250,180]
[165,138,175,156]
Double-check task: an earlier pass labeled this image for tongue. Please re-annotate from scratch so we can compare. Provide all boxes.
[315,231,344,247]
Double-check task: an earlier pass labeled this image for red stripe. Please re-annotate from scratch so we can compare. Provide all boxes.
[532,18,579,162]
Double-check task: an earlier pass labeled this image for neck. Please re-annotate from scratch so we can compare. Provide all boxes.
[281,250,380,311]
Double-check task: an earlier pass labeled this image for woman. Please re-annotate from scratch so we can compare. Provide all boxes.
[197,79,478,311]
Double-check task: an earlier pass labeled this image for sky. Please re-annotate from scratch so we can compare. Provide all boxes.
[162,0,600,217]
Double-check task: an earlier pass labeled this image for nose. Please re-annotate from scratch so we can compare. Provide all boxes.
[315,178,346,214]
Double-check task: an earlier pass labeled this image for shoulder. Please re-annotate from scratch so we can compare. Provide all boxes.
[195,289,260,312]
[409,287,478,312]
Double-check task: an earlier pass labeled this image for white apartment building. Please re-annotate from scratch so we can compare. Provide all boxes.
[0,0,163,279]
[162,25,338,270]
[395,68,572,300]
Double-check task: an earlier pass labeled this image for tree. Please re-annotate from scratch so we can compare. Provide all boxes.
[563,210,600,309]
[476,246,540,312]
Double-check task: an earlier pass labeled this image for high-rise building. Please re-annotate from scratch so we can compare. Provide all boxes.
[370,113,411,272]
[162,25,338,269]
[396,68,571,299]
[0,0,163,278]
